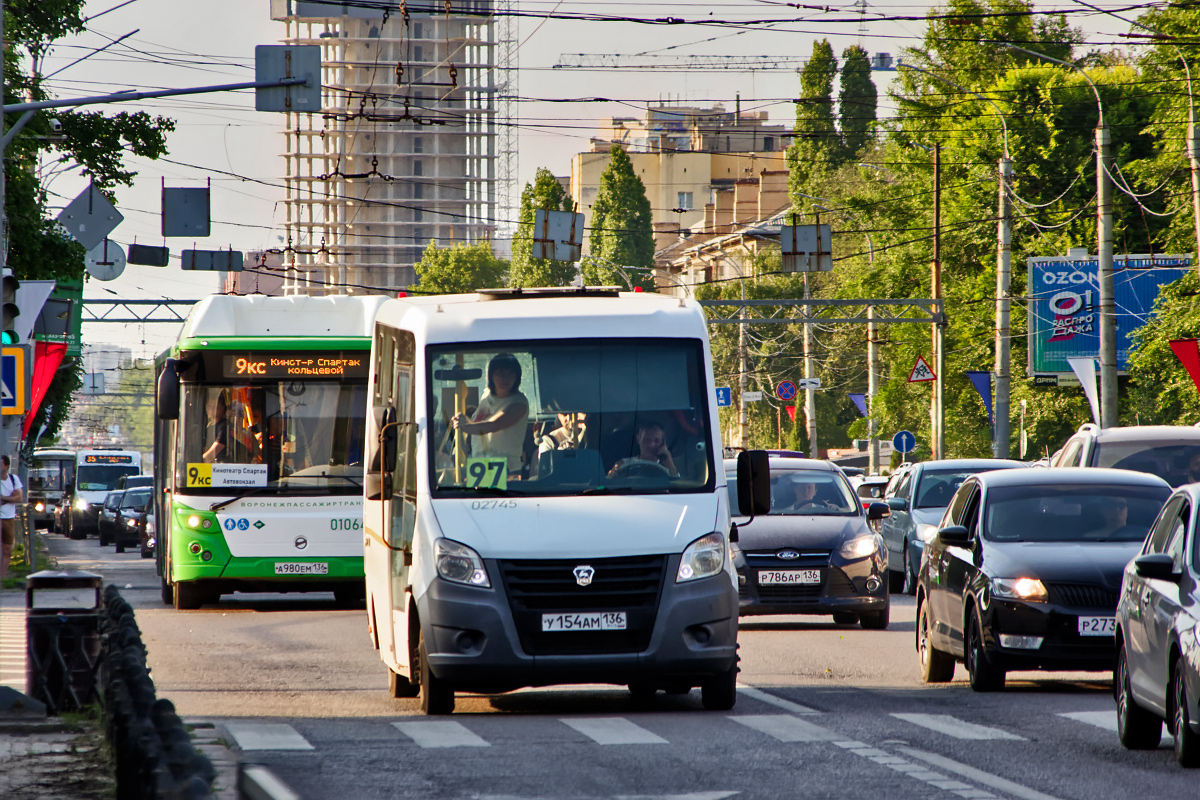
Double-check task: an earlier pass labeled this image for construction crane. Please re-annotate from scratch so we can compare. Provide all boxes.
[553,53,900,71]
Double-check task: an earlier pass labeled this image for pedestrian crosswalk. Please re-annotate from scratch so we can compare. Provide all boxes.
[0,592,26,690]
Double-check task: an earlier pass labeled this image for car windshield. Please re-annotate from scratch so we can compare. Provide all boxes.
[77,465,140,492]
[120,490,151,510]
[177,382,368,494]
[916,468,993,509]
[428,339,713,497]
[984,484,1170,542]
[1094,439,1200,487]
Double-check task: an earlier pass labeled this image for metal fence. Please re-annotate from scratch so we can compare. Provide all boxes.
[15,506,37,570]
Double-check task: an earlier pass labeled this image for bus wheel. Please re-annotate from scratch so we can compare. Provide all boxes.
[389,668,419,699]
[417,631,454,715]
[174,581,204,611]
[160,577,174,606]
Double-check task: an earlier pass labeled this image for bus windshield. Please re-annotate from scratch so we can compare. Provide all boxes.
[29,460,72,493]
[76,465,140,492]
[428,338,714,497]
[177,381,368,494]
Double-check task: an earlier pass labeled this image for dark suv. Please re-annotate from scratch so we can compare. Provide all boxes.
[113,488,152,554]
[1051,423,1200,487]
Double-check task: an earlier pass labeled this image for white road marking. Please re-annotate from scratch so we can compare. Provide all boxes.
[393,720,490,748]
[615,794,741,800]
[735,683,820,714]
[223,722,314,751]
[560,717,667,745]
[240,765,301,800]
[1059,710,1169,737]
[899,747,1065,800]
[728,714,839,742]
[891,713,1025,740]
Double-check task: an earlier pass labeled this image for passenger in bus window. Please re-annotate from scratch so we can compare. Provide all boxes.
[451,353,529,473]
[538,410,588,456]
[201,393,229,463]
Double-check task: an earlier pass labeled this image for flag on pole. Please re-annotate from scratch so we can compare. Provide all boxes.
[848,393,868,417]
[1169,340,1200,396]
[965,371,994,429]
[1067,357,1101,427]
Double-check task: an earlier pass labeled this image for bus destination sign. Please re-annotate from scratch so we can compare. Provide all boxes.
[222,353,369,379]
[84,454,135,464]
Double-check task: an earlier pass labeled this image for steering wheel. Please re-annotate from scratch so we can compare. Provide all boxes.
[611,459,672,480]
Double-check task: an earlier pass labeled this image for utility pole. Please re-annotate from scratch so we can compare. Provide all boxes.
[803,272,817,459]
[1190,100,1200,265]
[930,145,943,459]
[994,155,1013,457]
[738,275,748,450]
[0,0,10,464]
[867,306,879,474]
[1097,122,1117,428]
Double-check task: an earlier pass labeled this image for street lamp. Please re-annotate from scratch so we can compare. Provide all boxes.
[1000,42,1116,429]
[899,62,1011,458]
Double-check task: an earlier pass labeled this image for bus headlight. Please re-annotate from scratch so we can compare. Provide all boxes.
[677,533,725,582]
[34,502,45,512]
[435,538,490,588]
[75,498,89,511]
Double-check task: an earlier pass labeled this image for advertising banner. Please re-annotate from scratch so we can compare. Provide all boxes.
[1026,254,1191,376]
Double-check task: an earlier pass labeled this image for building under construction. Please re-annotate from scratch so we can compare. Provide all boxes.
[270,0,515,294]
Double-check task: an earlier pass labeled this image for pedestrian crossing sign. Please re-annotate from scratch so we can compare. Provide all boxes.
[908,355,936,383]
[1,347,23,415]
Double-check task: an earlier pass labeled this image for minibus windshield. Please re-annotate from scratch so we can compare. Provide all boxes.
[429,339,714,497]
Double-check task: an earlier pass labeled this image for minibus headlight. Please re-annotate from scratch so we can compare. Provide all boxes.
[677,533,725,582]
[435,538,490,588]
[75,498,90,511]
[34,502,45,512]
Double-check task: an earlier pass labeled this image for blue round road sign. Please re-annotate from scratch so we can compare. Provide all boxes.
[893,430,916,453]
[776,381,797,401]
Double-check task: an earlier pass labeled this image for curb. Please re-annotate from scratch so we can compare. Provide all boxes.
[240,763,302,800]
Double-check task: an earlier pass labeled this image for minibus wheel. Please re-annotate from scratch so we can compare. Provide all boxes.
[417,630,455,714]
[701,663,737,711]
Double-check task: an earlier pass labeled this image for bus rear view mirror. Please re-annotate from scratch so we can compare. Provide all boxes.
[366,406,397,501]
[433,366,482,382]
[736,450,771,518]
[157,359,180,420]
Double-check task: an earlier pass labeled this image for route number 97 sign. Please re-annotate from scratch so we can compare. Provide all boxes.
[465,457,507,490]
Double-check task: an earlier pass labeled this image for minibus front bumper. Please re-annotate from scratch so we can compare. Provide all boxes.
[418,555,738,694]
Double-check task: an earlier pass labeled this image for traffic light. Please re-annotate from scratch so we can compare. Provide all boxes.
[1,268,17,344]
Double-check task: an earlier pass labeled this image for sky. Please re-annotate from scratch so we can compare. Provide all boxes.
[39,0,1145,362]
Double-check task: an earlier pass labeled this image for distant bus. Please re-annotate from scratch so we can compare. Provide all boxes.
[154,294,387,610]
[65,449,143,539]
[27,448,74,531]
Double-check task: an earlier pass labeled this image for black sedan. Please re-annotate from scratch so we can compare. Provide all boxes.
[97,490,124,547]
[113,488,152,554]
[917,467,1170,691]
[1115,483,1200,765]
[726,457,891,629]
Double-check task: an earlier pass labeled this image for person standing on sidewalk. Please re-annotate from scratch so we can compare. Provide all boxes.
[0,455,24,579]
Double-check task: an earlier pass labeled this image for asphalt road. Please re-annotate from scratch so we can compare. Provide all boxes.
[44,532,1200,800]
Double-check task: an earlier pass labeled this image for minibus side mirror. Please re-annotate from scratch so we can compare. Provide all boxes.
[736,450,771,519]
[365,406,397,501]
[157,359,180,420]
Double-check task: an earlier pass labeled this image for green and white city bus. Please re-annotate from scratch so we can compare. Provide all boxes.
[154,294,388,610]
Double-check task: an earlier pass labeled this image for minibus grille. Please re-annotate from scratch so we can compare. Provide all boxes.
[498,555,667,655]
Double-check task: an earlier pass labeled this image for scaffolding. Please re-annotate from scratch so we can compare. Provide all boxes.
[271,0,501,294]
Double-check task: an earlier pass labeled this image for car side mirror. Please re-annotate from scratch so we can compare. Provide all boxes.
[1134,553,1180,582]
[938,525,972,545]
[886,497,908,512]
[867,502,890,521]
[736,450,771,517]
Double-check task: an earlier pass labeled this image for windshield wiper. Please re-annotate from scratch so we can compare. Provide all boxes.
[210,487,270,512]
[438,485,518,496]
[581,485,670,496]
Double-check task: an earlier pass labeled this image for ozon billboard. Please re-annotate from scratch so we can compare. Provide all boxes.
[1027,253,1191,376]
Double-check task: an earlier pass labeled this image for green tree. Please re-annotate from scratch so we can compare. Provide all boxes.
[510,168,577,287]
[410,240,508,295]
[6,0,175,452]
[787,40,838,198]
[583,146,655,289]
[838,46,877,158]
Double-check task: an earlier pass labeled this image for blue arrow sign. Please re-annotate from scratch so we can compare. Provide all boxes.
[715,387,732,407]
[776,380,797,401]
[892,430,916,454]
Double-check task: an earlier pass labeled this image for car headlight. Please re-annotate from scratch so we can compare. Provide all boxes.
[677,533,725,582]
[74,498,89,511]
[127,518,138,527]
[839,534,878,560]
[993,577,1048,602]
[917,523,938,544]
[434,538,490,588]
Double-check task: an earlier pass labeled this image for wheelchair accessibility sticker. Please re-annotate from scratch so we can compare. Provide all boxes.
[223,518,252,531]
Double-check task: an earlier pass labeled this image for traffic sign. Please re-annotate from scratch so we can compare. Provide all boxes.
[776,380,797,401]
[908,356,936,382]
[893,430,916,454]
[1,347,25,415]
[743,391,763,402]
[797,377,822,390]
[715,387,732,407]
[56,182,123,250]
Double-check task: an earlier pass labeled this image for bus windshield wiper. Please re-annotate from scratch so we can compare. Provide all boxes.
[210,487,270,512]
[581,485,670,496]
[438,485,518,496]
